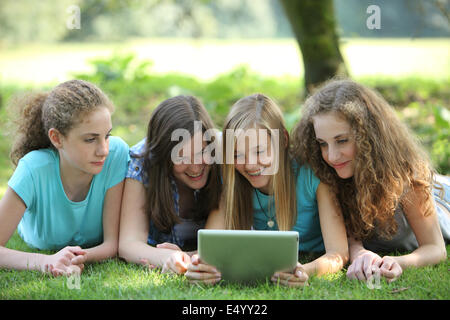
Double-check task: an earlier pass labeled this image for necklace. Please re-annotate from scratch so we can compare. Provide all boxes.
[255,190,275,229]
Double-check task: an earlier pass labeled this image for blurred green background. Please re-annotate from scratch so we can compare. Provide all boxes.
[0,0,449,199]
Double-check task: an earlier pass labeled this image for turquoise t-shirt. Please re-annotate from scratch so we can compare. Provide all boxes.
[8,136,130,250]
[252,162,324,252]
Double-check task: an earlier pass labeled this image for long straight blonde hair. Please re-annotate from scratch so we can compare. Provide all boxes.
[222,94,297,231]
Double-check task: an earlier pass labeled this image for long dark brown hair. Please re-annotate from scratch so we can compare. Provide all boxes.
[141,95,222,233]
[292,79,434,240]
[9,79,114,166]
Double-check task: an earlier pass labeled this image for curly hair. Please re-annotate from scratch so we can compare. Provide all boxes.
[9,79,114,166]
[292,79,434,240]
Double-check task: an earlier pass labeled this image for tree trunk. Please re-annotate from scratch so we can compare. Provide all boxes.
[279,0,348,94]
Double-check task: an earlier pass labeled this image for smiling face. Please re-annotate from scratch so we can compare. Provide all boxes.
[312,112,357,179]
[233,128,276,194]
[172,131,211,190]
[55,106,112,176]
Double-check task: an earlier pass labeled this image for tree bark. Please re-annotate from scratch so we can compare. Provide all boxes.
[279,0,348,94]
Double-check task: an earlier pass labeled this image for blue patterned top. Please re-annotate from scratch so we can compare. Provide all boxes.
[126,138,204,250]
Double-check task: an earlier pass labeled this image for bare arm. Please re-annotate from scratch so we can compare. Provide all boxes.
[389,189,447,269]
[272,182,349,287]
[303,182,349,276]
[346,189,447,282]
[347,234,381,265]
[0,187,46,271]
[0,187,84,275]
[82,180,124,263]
[118,178,190,273]
[348,235,367,263]
[184,199,225,284]
[346,235,383,281]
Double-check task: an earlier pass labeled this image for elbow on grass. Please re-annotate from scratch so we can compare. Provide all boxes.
[438,246,447,263]
[332,249,349,272]
[101,240,119,260]
[340,249,350,268]
[117,240,134,263]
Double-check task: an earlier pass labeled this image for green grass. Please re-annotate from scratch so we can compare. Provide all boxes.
[0,39,449,300]
[1,231,448,300]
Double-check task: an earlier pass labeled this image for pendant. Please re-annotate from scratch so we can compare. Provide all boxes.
[267,220,275,228]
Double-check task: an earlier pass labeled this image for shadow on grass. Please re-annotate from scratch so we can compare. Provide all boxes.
[1,231,449,299]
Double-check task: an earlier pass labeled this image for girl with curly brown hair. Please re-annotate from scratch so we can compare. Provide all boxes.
[292,79,449,283]
[0,80,129,276]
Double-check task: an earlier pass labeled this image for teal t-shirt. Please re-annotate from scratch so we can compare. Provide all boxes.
[252,162,324,252]
[8,136,130,250]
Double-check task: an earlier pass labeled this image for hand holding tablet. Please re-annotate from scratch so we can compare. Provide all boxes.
[185,254,222,285]
[271,262,309,287]
[191,229,302,285]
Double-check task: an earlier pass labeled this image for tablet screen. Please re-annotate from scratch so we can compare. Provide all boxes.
[198,229,299,283]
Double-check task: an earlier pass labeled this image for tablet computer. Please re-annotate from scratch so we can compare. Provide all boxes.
[198,229,299,283]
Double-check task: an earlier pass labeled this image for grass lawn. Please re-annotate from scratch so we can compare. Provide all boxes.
[0,38,448,301]
[1,230,448,300]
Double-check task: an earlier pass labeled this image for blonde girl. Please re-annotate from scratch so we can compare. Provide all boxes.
[292,79,449,282]
[186,93,349,286]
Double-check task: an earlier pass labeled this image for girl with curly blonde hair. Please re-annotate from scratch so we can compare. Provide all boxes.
[292,79,449,283]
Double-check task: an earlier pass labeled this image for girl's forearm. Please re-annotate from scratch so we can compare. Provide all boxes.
[348,238,369,263]
[390,244,447,269]
[186,250,197,257]
[83,241,118,263]
[303,252,347,276]
[0,246,46,271]
[118,239,173,267]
